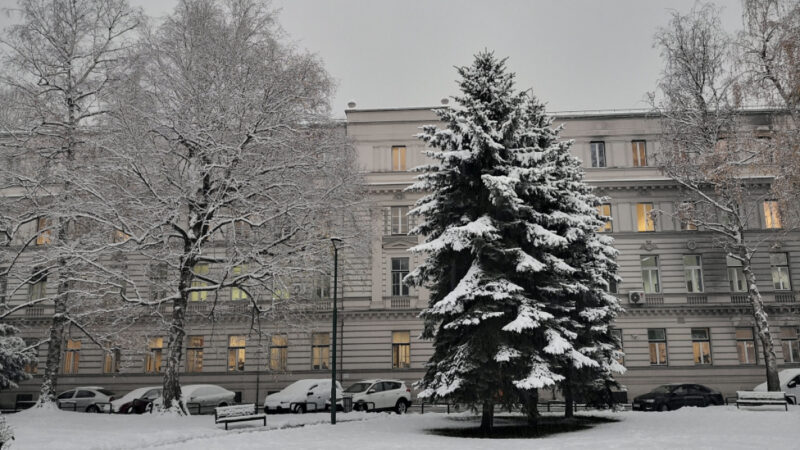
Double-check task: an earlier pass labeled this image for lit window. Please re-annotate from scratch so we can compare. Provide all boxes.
[736,328,757,364]
[770,253,792,291]
[63,339,81,374]
[112,229,130,243]
[311,333,330,370]
[632,140,647,167]
[103,348,121,374]
[648,329,668,365]
[726,256,746,292]
[640,255,660,293]
[590,141,606,168]
[392,331,411,369]
[190,264,210,301]
[764,201,782,229]
[270,334,288,371]
[36,217,52,245]
[390,206,409,235]
[610,328,624,365]
[227,335,246,372]
[683,255,704,293]
[636,203,655,232]
[691,328,712,365]
[781,328,800,363]
[231,265,248,300]
[186,336,204,373]
[391,258,409,296]
[597,204,612,232]
[145,337,163,373]
[391,146,407,171]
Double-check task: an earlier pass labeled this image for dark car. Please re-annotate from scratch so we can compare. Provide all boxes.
[632,384,723,411]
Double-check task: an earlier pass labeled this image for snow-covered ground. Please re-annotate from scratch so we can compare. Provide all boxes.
[5,405,800,450]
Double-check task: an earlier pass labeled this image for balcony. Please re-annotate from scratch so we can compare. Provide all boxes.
[382,296,415,309]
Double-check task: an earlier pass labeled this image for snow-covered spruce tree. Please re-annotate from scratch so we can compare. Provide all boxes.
[0,324,36,390]
[407,52,622,431]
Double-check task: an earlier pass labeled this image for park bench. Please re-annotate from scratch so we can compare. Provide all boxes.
[735,391,792,411]
[214,404,266,430]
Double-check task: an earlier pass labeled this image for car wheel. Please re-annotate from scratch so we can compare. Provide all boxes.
[658,404,669,412]
[292,404,306,414]
[86,405,100,413]
[395,400,408,414]
[218,402,228,408]
[788,397,796,405]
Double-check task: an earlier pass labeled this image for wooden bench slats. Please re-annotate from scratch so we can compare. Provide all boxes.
[735,391,790,411]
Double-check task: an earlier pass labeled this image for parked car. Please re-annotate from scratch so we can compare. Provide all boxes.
[150,384,235,413]
[328,379,412,414]
[56,387,116,413]
[111,387,162,414]
[753,368,800,404]
[632,384,723,411]
[264,379,342,414]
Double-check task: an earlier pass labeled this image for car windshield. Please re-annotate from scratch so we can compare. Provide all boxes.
[345,383,372,393]
[651,385,675,394]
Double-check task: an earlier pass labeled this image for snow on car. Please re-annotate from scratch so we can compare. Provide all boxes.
[264,379,342,413]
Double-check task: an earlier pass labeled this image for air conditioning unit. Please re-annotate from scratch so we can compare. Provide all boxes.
[628,291,645,304]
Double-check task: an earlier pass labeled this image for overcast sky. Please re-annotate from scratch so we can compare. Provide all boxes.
[0,0,745,116]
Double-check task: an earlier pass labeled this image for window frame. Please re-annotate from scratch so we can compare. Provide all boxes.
[636,203,655,232]
[640,255,661,293]
[683,255,704,293]
[631,140,647,167]
[227,335,246,372]
[311,332,330,370]
[145,337,163,373]
[390,206,409,235]
[770,253,792,291]
[186,335,204,373]
[781,327,800,363]
[269,334,288,371]
[610,328,624,365]
[763,200,782,229]
[648,328,668,366]
[391,331,411,369]
[691,328,712,365]
[391,146,407,171]
[726,256,746,292]
[590,141,606,168]
[391,257,410,296]
[63,339,81,374]
[190,263,210,301]
[736,328,757,365]
[230,265,248,300]
[35,216,52,245]
[103,347,121,374]
[597,203,612,232]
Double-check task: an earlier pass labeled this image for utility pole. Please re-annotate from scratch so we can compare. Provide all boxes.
[330,237,342,425]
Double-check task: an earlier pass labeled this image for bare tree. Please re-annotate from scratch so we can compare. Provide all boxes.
[0,0,140,405]
[99,0,363,414]
[652,3,784,391]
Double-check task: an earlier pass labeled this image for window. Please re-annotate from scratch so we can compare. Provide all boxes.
[186,336,204,373]
[597,204,612,232]
[112,229,130,243]
[770,253,791,291]
[727,256,746,292]
[227,335,246,371]
[607,276,618,294]
[640,255,661,293]
[610,328,624,364]
[36,217,52,245]
[390,206,409,235]
[190,263,210,301]
[391,146,406,171]
[270,334,288,371]
[24,339,39,374]
[781,327,800,363]
[391,258,410,296]
[311,332,329,370]
[691,328,712,365]
[63,339,81,374]
[149,263,168,301]
[632,140,647,167]
[145,337,163,373]
[0,268,7,305]
[233,220,252,239]
[590,141,606,168]
[28,269,47,301]
[392,331,411,369]
[763,200,782,229]
[103,348,121,374]
[636,203,655,232]
[736,328,757,364]
[648,329,668,365]
[678,202,697,231]
[313,274,330,300]
[231,265,247,300]
[683,255,704,293]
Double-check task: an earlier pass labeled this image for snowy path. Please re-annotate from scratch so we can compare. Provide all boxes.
[6,406,800,449]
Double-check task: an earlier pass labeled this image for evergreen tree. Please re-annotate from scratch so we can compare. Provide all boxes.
[0,324,36,390]
[407,52,622,431]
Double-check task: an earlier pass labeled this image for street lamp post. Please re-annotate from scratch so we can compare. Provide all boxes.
[330,237,342,425]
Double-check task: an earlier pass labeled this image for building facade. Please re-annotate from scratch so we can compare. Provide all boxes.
[3,107,799,408]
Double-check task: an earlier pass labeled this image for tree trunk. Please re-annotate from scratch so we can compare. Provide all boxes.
[161,261,192,414]
[741,260,780,391]
[38,295,67,406]
[520,389,539,427]
[563,373,574,419]
[480,401,494,433]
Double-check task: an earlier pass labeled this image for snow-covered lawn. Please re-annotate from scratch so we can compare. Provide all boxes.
[5,406,800,449]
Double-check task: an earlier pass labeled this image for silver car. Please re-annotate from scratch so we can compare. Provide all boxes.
[152,384,235,414]
[56,386,116,413]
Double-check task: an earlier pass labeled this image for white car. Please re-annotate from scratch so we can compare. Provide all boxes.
[753,368,800,404]
[56,386,116,413]
[332,379,412,414]
[150,384,235,413]
[264,379,342,413]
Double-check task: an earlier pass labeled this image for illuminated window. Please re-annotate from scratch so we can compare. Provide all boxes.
[770,253,792,291]
[392,331,410,369]
[736,328,757,364]
[691,328,712,365]
[727,256,746,292]
[186,336,204,373]
[145,337,163,373]
[610,328,624,365]
[390,206,409,235]
[269,334,288,371]
[112,229,130,243]
[764,201,782,229]
[227,335,246,371]
[648,329,668,365]
[640,255,661,293]
[231,265,248,300]
[391,146,407,171]
[36,217,52,245]
[632,140,647,167]
[190,264,210,301]
[311,332,329,370]
[63,339,81,374]
[683,255,704,293]
[391,258,409,296]
[781,327,800,363]
[636,203,655,232]
[597,204,612,232]
[103,348,121,374]
[590,141,606,168]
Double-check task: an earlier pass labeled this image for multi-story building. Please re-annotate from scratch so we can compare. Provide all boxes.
[3,106,799,408]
